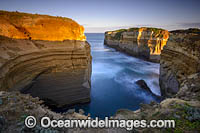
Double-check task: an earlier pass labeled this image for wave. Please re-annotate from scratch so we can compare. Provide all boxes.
[92,48,112,52]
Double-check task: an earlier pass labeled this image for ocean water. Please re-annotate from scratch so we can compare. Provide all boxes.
[64,33,161,118]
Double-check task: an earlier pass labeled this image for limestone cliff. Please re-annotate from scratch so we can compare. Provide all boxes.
[160,28,200,97]
[104,27,169,62]
[113,29,200,132]
[0,11,91,107]
[0,10,86,41]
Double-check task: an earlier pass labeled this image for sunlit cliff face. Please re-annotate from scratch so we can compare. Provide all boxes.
[0,11,86,41]
[79,26,86,41]
[105,28,169,56]
[153,37,168,55]
[137,27,169,55]
[137,28,144,46]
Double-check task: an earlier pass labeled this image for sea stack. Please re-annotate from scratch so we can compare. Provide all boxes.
[0,11,92,107]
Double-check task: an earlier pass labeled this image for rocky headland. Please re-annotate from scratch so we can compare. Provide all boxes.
[0,10,86,41]
[0,10,92,108]
[111,28,200,132]
[0,10,95,132]
[160,28,200,98]
[104,27,169,62]
[0,10,200,132]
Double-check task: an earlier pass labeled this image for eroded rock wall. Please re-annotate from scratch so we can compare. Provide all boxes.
[104,27,169,62]
[0,11,92,107]
[113,29,200,132]
[0,36,92,107]
[160,29,200,97]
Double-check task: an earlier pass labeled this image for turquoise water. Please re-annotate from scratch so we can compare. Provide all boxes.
[63,33,161,118]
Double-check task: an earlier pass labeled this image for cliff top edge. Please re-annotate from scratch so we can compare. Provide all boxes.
[0,10,86,41]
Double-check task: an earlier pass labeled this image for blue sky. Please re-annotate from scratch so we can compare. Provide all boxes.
[0,0,200,32]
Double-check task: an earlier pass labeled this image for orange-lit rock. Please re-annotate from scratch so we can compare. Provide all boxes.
[0,10,86,41]
[0,10,91,107]
[104,27,169,62]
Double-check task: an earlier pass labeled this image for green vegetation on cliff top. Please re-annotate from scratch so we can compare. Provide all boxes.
[0,10,74,23]
[113,29,127,40]
[170,28,200,34]
[106,27,165,40]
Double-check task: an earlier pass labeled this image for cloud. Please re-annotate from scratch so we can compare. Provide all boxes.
[179,22,200,27]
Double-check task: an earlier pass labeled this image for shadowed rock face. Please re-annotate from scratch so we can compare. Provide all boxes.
[0,11,92,107]
[113,29,200,132]
[0,36,92,107]
[160,28,200,97]
[0,10,86,41]
[104,27,169,62]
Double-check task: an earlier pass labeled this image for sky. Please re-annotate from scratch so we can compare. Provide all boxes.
[0,0,200,33]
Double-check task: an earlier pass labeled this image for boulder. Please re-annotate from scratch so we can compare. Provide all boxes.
[135,79,161,98]
[135,80,152,93]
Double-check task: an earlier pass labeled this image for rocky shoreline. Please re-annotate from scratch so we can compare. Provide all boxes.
[0,10,200,132]
[160,29,200,97]
[104,27,169,63]
[105,28,200,132]
[0,11,92,107]
[0,11,95,132]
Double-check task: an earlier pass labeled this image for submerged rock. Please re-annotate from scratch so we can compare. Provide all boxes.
[135,80,151,92]
[135,79,160,98]
[114,29,200,132]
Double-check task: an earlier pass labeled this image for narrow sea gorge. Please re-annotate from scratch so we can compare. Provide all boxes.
[1,2,200,132]
[0,10,162,120]
[58,33,162,118]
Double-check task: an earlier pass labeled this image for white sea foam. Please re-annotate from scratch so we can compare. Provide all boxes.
[92,62,123,78]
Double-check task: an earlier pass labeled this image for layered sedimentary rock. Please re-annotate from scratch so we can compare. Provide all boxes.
[104,27,169,62]
[160,28,200,97]
[113,29,200,132]
[0,91,127,132]
[0,11,92,107]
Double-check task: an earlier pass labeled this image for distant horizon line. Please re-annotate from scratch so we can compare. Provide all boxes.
[84,27,200,34]
[1,9,199,33]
